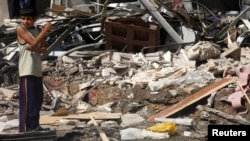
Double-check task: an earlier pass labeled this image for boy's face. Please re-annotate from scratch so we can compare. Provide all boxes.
[21,16,36,29]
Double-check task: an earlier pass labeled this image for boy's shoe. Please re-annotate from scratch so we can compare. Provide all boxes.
[32,126,50,132]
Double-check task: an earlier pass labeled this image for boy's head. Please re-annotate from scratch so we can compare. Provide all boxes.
[19,6,38,28]
[20,6,37,19]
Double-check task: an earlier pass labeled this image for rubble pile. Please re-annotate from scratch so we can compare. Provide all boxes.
[1,0,250,140]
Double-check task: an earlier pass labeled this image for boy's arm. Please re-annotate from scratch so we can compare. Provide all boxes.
[40,39,47,49]
[38,39,48,54]
[26,44,46,54]
[17,23,52,47]
[24,36,47,54]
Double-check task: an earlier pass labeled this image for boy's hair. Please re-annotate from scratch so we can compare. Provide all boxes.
[20,6,37,18]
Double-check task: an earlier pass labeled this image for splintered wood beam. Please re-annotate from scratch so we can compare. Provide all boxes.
[147,77,237,122]
[237,81,250,104]
[90,115,109,141]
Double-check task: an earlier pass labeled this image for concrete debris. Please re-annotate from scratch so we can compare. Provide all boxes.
[185,41,221,61]
[121,113,145,127]
[120,127,169,140]
[154,117,193,126]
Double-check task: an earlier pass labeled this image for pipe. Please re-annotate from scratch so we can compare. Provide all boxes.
[139,0,184,44]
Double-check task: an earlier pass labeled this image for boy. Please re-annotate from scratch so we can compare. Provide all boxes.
[16,6,53,132]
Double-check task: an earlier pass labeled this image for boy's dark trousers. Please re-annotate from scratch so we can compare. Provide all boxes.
[19,75,43,132]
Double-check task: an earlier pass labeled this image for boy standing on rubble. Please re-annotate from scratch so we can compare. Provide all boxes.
[16,6,53,132]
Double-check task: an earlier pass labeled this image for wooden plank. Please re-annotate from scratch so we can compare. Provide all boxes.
[40,115,61,125]
[40,112,122,125]
[147,77,237,122]
[65,112,122,120]
[221,42,241,59]
[90,116,109,141]
[169,68,187,79]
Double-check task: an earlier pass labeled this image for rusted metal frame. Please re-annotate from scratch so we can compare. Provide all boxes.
[41,12,102,59]
[41,24,75,59]
[60,42,105,57]
[71,23,102,41]
[187,0,220,37]
[155,0,197,30]
[214,6,250,40]
[139,0,184,44]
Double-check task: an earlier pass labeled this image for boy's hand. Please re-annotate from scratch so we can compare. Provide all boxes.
[43,22,53,32]
[38,47,47,54]
[26,44,33,50]
[26,45,46,54]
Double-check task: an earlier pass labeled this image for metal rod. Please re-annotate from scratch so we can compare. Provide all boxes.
[139,0,184,44]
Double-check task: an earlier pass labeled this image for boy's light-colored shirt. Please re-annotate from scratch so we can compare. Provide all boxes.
[18,25,42,77]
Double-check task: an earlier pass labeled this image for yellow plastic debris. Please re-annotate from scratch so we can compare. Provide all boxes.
[147,122,177,135]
